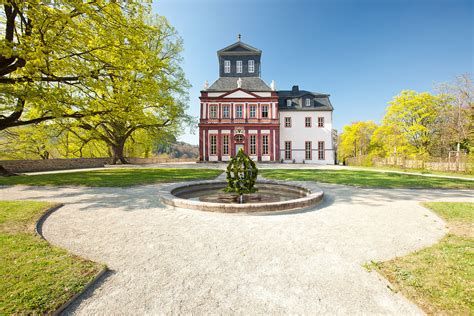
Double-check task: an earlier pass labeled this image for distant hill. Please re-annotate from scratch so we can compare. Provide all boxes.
[154,141,199,159]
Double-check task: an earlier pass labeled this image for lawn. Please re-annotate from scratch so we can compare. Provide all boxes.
[368,202,473,315]
[0,168,223,187]
[260,169,474,189]
[0,201,103,314]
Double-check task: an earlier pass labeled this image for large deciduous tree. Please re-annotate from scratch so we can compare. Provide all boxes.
[69,16,191,164]
[382,90,451,156]
[0,1,152,130]
[337,120,378,162]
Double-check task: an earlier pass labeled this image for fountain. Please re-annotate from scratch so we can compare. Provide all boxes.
[159,150,323,213]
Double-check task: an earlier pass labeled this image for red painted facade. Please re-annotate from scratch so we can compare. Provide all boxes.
[198,89,280,162]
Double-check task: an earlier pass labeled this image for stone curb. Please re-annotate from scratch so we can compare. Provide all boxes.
[159,179,324,214]
[34,204,109,316]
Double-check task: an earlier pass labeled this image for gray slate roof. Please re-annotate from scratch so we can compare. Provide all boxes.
[217,41,262,55]
[207,77,272,92]
[278,89,333,111]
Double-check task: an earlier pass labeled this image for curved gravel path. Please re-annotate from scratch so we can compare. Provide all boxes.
[1,181,472,314]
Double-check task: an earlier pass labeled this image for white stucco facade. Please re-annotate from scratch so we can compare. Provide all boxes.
[279,110,334,164]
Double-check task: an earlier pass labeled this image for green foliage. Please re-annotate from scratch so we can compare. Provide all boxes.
[337,120,378,161]
[260,169,474,189]
[0,201,102,314]
[224,149,258,196]
[371,202,473,315]
[0,168,223,187]
[1,2,192,163]
[339,74,474,168]
[382,90,450,156]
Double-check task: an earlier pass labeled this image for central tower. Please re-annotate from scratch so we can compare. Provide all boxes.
[198,37,280,162]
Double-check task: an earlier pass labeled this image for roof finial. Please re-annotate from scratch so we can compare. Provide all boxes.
[237,33,241,41]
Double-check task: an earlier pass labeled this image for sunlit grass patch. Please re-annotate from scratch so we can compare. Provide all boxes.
[367,202,474,314]
[0,201,103,314]
[0,168,223,187]
[260,169,474,189]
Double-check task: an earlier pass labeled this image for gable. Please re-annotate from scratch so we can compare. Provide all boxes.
[218,41,261,55]
[223,90,257,98]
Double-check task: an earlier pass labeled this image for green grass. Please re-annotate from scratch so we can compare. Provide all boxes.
[368,202,474,315]
[260,169,474,189]
[349,165,474,178]
[0,201,103,314]
[0,168,223,187]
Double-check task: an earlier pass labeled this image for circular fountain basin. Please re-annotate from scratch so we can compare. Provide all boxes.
[159,179,323,213]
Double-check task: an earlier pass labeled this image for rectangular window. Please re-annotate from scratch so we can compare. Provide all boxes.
[306,98,311,107]
[250,105,256,118]
[305,141,312,160]
[261,105,268,118]
[318,117,325,127]
[236,105,243,118]
[305,117,311,127]
[222,105,230,118]
[210,135,217,155]
[222,135,229,155]
[285,141,292,160]
[262,135,269,155]
[284,117,291,127]
[318,141,325,160]
[210,105,218,119]
[248,60,255,73]
[250,135,256,155]
[236,60,242,73]
[224,60,230,73]
[286,99,291,107]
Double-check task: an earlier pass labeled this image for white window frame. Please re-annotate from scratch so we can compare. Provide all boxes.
[261,105,268,118]
[250,135,256,155]
[224,60,230,73]
[285,141,292,160]
[210,105,217,119]
[248,60,255,73]
[210,135,217,155]
[286,99,291,107]
[222,105,230,118]
[306,98,311,107]
[318,116,325,128]
[236,60,242,73]
[262,135,269,155]
[305,117,311,128]
[222,135,229,155]
[249,105,256,118]
[236,105,243,118]
[318,141,325,160]
[284,117,291,128]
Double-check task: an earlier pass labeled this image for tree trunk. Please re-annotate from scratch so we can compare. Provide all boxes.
[109,140,128,165]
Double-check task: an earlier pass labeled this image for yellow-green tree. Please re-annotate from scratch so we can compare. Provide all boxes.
[382,90,451,156]
[0,1,153,130]
[70,16,191,164]
[337,121,378,162]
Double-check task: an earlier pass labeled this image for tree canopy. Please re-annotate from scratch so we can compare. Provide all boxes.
[0,1,160,130]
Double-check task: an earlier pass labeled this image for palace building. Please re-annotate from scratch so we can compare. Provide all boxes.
[199,36,335,164]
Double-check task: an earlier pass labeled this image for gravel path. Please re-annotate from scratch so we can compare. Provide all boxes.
[1,182,472,314]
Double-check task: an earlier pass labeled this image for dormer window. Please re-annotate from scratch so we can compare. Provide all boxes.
[248,60,255,73]
[224,60,230,73]
[286,99,291,107]
[305,99,311,107]
[236,60,242,73]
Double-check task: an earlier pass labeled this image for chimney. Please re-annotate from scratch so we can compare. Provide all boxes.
[292,85,299,94]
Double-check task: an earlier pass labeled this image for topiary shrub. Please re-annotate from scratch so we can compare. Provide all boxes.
[224,148,258,203]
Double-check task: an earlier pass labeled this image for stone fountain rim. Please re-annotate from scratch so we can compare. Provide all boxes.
[158,178,324,214]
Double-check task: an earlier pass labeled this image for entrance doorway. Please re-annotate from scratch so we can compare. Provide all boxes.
[235,144,244,154]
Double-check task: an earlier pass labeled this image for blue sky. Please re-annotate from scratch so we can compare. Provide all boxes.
[152,0,473,145]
